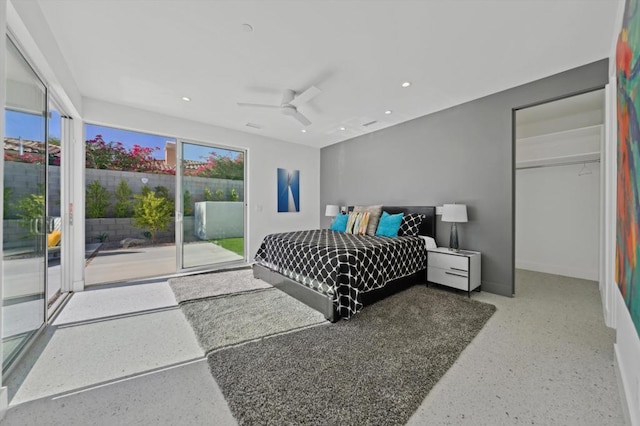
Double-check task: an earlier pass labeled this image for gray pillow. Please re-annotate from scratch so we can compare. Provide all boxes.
[353,205,382,236]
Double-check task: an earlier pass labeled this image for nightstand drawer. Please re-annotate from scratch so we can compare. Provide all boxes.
[428,251,469,272]
[427,266,469,291]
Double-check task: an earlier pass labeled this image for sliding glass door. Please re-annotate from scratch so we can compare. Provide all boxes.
[46,100,65,314]
[177,141,245,270]
[2,38,47,368]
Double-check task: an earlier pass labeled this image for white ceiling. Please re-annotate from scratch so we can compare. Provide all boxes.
[36,0,620,148]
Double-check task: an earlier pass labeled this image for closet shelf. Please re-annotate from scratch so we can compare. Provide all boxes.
[516,152,600,170]
[516,124,603,144]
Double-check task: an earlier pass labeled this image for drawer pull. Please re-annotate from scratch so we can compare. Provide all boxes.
[450,267,467,272]
[445,271,467,278]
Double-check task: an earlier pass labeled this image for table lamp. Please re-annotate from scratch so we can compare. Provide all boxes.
[441,204,468,252]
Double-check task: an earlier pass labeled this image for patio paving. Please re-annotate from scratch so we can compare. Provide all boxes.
[85,242,244,286]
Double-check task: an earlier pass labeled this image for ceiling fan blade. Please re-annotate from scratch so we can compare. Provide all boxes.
[290,110,312,126]
[289,86,321,107]
[237,102,281,109]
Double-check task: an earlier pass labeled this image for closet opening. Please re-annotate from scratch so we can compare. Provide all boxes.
[513,88,605,295]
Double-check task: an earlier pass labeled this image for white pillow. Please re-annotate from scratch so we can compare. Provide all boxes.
[419,236,437,249]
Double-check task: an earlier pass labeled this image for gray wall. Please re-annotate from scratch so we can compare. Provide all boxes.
[320,59,609,297]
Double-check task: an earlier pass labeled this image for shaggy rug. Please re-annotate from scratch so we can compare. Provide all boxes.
[207,285,496,426]
[168,268,271,303]
[180,288,326,352]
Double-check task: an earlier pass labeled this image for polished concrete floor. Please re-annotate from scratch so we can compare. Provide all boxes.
[2,270,626,425]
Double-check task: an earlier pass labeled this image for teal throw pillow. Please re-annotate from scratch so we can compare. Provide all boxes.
[330,214,349,232]
[375,211,404,237]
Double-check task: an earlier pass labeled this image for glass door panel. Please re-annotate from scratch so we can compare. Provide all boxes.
[2,38,47,368]
[46,103,63,314]
[178,141,245,269]
[83,124,177,285]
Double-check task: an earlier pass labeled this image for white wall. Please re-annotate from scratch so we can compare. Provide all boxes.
[82,98,321,261]
[516,117,602,281]
[516,163,600,280]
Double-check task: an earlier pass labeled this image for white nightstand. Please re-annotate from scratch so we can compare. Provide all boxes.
[427,247,481,297]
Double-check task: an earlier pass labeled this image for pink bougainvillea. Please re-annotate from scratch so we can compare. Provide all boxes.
[86,135,160,173]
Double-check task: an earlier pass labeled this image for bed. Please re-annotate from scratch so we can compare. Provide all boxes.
[253,206,436,321]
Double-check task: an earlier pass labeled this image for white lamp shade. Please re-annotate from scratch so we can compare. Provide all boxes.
[441,204,468,223]
[325,204,339,217]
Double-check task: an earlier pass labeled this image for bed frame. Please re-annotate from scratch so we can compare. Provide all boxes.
[253,206,436,322]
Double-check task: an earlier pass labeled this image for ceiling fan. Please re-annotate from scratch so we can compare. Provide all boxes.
[237,86,321,126]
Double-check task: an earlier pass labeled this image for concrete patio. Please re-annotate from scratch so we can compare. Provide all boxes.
[85,241,244,285]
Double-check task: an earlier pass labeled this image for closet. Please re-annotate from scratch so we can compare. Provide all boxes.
[515,89,604,281]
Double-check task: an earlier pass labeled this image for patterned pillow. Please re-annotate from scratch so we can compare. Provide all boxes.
[353,205,383,236]
[398,213,425,237]
[345,211,370,235]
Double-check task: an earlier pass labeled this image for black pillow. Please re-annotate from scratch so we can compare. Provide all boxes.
[398,213,425,237]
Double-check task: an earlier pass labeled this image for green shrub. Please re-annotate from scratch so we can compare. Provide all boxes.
[204,187,214,201]
[16,187,45,235]
[96,232,109,243]
[183,190,193,216]
[214,189,225,201]
[133,187,173,243]
[86,181,110,218]
[230,188,239,202]
[114,179,133,218]
[154,186,169,199]
[4,187,13,219]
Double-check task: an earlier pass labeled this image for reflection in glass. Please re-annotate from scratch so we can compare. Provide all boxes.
[181,142,245,269]
[2,39,47,369]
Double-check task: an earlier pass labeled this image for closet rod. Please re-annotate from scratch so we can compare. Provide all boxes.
[516,158,600,171]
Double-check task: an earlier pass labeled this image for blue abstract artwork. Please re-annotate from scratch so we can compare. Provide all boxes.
[277,168,300,213]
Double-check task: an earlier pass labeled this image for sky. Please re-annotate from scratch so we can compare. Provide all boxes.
[5,110,60,141]
[5,111,242,162]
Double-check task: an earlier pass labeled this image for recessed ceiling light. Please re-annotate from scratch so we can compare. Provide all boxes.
[301,129,307,133]
[339,126,346,131]
[401,82,411,88]
[384,110,392,115]
[241,23,253,32]
[182,96,191,101]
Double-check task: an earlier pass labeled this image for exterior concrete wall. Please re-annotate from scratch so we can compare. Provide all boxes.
[194,202,243,240]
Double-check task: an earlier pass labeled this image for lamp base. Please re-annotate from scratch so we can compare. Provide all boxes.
[449,222,459,252]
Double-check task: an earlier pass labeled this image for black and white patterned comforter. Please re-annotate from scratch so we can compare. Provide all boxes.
[254,229,427,319]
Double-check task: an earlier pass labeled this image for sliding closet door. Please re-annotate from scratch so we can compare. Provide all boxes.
[177,140,245,270]
[2,38,47,369]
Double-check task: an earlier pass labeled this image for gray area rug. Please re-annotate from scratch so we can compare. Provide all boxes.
[169,268,271,303]
[208,285,496,426]
[180,288,326,352]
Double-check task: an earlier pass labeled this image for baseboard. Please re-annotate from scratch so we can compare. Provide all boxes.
[515,260,598,281]
[614,344,635,426]
[0,386,7,421]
